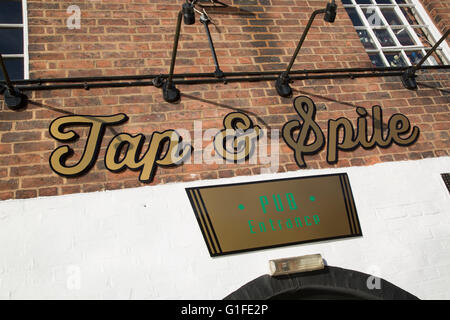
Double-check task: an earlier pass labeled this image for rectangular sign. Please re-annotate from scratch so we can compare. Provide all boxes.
[186,173,362,257]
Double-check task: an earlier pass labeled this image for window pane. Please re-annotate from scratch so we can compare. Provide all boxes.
[369,53,385,67]
[363,8,385,27]
[0,28,24,54]
[393,28,415,46]
[347,0,448,67]
[0,0,22,24]
[345,8,364,26]
[381,8,403,25]
[0,57,24,80]
[400,7,421,25]
[385,52,407,66]
[373,29,396,46]
[423,49,445,65]
[435,49,447,64]
[357,30,376,49]
[405,51,423,64]
[413,27,433,47]
[424,54,437,65]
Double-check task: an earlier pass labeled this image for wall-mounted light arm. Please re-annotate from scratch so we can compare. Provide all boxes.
[0,54,28,110]
[163,1,196,103]
[276,0,337,97]
[163,10,183,103]
[402,29,450,90]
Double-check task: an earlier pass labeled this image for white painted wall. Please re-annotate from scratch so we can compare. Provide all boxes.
[0,157,449,300]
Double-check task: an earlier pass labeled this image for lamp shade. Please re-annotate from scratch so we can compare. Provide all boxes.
[324,2,337,23]
[182,2,195,25]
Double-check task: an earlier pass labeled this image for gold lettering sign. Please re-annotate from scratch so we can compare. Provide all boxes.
[282,96,420,167]
[49,114,127,177]
[47,95,420,183]
[49,114,191,182]
[104,131,190,182]
[213,112,261,162]
[282,96,325,167]
[186,173,362,256]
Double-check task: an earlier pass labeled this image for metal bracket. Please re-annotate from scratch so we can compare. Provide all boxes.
[200,10,225,80]
[401,29,449,90]
[275,72,292,98]
[3,87,28,110]
[152,75,165,88]
[162,80,181,103]
[163,9,184,103]
[0,54,28,110]
[401,67,417,90]
[275,1,337,98]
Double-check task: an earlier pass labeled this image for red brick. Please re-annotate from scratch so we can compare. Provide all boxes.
[1,131,42,143]
[16,190,38,199]
[21,177,64,189]
[0,179,19,192]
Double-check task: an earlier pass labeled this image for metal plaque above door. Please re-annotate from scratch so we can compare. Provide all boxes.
[186,173,362,257]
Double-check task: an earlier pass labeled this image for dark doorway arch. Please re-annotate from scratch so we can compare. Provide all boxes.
[224,266,419,300]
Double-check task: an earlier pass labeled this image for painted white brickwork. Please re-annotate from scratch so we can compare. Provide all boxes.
[0,157,449,299]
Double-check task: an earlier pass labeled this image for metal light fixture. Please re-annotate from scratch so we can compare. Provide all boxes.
[162,1,226,103]
[182,1,196,25]
[402,29,449,90]
[276,0,338,98]
[269,254,325,276]
[324,0,337,23]
[0,54,27,110]
[162,0,197,103]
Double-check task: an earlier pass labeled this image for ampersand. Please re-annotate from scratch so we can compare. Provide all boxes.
[282,96,325,167]
[214,112,261,163]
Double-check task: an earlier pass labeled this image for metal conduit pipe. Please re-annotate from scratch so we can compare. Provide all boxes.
[1,65,448,86]
[16,71,410,92]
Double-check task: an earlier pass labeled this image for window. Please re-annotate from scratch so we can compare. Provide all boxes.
[342,0,450,67]
[0,0,28,80]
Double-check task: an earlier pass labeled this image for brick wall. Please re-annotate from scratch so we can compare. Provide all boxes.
[0,0,449,200]
[421,0,449,36]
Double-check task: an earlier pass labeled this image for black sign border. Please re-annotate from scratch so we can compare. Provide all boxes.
[186,173,363,257]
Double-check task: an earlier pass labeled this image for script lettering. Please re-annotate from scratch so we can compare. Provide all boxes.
[49,114,127,177]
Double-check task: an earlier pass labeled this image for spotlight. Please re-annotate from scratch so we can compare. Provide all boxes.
[162,80,181,103]
[0,54,27,110]
[275,1,338,98]
[275,72,292,98]
[324,0,337,23]
[401,68,417,91]
[3,87,28,110]
[182,1,195,25]
[401,29,449,90]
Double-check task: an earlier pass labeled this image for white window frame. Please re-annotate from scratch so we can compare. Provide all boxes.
[0,0,29,80]
[343,0,450,67]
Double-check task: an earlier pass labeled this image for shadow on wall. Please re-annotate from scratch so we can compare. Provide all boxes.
[197,0,257,17]
[181,93,274,136]
[416,81,450,95]
[28,100,124,138]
